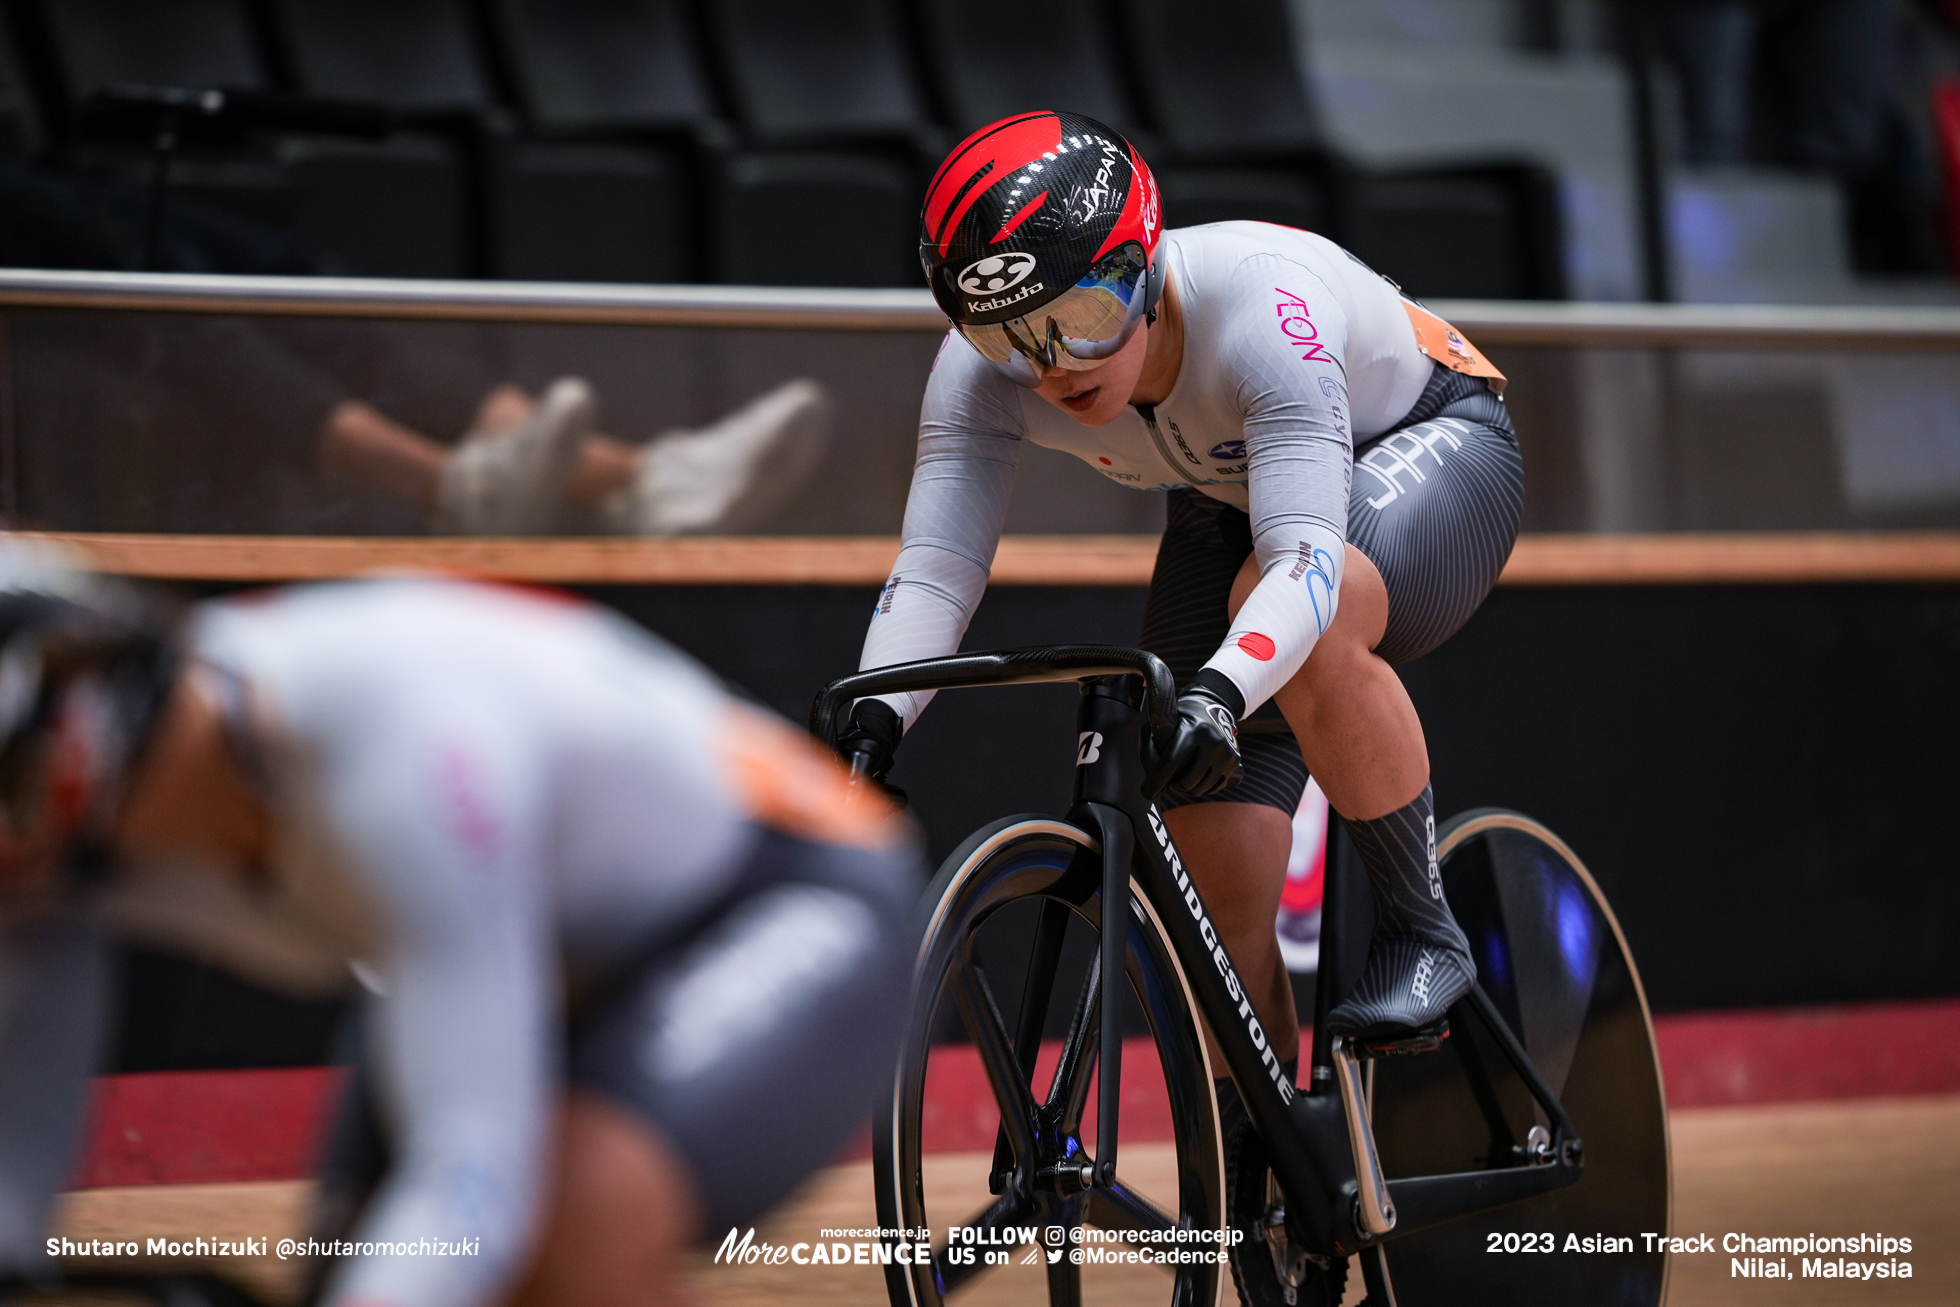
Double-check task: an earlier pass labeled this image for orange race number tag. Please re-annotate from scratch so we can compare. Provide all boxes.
[1402,301,1506,394]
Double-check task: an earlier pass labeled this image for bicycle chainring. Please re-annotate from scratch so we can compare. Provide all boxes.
[1224,1120,1346,1307]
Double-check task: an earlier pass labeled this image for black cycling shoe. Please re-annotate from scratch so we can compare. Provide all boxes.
[1324,934,1476,1042]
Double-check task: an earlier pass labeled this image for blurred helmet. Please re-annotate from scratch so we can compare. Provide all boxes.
[0,542,174,887]
[920,111,1164,387]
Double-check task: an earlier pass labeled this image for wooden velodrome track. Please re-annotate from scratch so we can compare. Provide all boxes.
[41,1093,1960,1306]
[24,529,1960,1306]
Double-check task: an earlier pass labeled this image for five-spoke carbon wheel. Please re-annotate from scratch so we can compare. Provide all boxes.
[874,816,1227,1307]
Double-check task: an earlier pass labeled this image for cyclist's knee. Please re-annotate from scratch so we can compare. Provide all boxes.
[507,1091,697,1307]
[1331,544,1388,650]
[1282,548,1387,706]
[1229,543,1386,648]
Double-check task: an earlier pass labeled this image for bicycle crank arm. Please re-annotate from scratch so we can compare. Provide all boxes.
[1331,1037,1396,1236]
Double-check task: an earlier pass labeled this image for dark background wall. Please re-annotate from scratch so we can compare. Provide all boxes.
[115,579,1960,1072]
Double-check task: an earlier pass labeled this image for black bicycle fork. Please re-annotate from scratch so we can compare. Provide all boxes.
[1066,680,1585,1264]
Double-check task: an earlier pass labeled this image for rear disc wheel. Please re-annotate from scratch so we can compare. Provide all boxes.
[1363,810,1672,1305]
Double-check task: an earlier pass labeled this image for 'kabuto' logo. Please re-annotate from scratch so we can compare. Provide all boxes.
[958,252,1037,298]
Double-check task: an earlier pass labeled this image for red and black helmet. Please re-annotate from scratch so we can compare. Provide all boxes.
[920,111,1164,387]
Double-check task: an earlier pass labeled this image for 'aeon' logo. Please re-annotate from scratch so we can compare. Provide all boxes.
[1274,287,1333,364]
[959,252,1037,297]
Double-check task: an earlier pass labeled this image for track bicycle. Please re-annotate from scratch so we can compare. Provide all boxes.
[814,645,1671,1306]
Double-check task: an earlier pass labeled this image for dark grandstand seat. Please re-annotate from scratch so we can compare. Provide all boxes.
[1352,163,1566,300]
[678,0,933,286]
[1127,0,1321,157]
[0,13,45,157]
[32,0,265,104]
[700,0,939,154]
[487,0,716,138]
[13,0,455,274]
[920,0,1327,235]
[1122,0,1338,234]
[714,151,917,287]
[1124,0,1564,298]
[919,0,1143,139]
[482,0,719,281]
[263,0,488,114]
[493,140,683,283]
[266,0,685,282]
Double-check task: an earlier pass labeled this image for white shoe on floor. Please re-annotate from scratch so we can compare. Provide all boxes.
[606,379,831,535]
[434,377,596,535]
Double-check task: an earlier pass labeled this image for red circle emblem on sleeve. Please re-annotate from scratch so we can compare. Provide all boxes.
[1237,633,1276,661]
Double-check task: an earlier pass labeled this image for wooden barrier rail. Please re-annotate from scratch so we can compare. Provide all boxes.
[17,531,1960,585]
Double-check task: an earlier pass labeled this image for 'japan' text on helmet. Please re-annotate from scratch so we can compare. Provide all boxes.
[0,542,174,888]
[920,111,1163,387]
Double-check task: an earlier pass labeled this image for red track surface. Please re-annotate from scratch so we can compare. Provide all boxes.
[72,997,1960,1187]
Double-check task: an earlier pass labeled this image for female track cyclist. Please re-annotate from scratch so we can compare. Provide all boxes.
[838,111,1523,1112]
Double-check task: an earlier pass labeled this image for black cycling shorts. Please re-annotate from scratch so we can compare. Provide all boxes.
[1141,362,1523,816]
[312,826,917,1255]
[567,826,916,1235]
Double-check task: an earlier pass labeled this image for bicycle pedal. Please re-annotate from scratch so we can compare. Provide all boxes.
[1356,1020,1449,1059]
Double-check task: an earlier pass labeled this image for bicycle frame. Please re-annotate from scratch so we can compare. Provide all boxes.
[814,645,1585,1266]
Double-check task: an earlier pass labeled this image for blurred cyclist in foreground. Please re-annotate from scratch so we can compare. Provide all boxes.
[0,542,917,1307]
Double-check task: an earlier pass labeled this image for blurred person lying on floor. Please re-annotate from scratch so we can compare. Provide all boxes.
[321,372,831,536]
[0,157,831,537]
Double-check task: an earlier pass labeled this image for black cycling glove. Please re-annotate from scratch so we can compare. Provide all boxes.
[835,699,907,805]
[1161,670,1244,798]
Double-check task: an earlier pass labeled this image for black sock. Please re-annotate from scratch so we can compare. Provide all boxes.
[1326,785,1475,1036]
[1341,784,1467,954]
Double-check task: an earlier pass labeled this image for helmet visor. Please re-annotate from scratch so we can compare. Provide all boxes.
[956,245,1151,388]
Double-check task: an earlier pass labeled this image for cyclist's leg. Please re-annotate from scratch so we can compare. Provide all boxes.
[1144,490,1306,1068]
[1257,367,1523,1037]
[506,1093,699,1307]
[510,826,915,1305]
[1160,801,1298,1063]
[1245,547,1423,820]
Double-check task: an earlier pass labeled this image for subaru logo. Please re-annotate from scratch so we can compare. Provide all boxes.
[1210,441,1246,460]
[958,251,1037,297]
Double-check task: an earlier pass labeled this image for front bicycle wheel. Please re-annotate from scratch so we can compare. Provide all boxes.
[1366,810,1672,1305]
[874,816,1227,1307]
